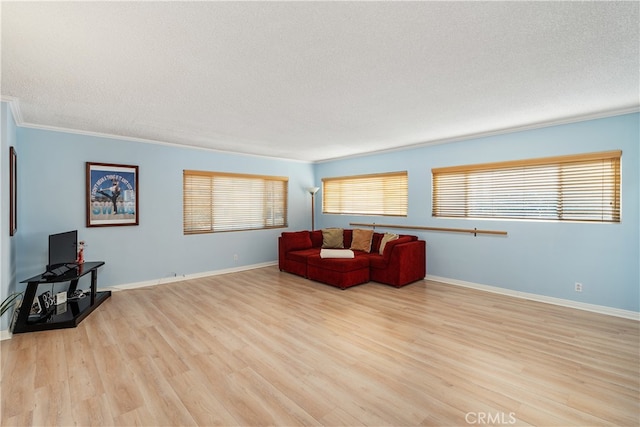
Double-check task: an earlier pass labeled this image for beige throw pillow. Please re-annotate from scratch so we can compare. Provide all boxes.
[350,229,374,253]
[379,233,399,254]
[322,228,344,248]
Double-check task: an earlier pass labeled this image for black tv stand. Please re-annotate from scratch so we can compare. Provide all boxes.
[13,261,109,334]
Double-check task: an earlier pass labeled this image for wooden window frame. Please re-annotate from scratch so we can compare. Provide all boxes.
[432,150,622,223]
[322,171,408,217]
[183,170,288,234]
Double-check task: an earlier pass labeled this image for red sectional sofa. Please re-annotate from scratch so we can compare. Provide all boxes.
[278,229,426,289]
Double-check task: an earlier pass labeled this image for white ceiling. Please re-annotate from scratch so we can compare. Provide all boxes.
[2,1,639,162]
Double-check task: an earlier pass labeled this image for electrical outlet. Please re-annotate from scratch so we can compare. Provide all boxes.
[575,282,583,292]
[233,254,238,261]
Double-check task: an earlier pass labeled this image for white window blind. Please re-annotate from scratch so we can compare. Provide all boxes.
[322,171,408,216]
[432,150,621,223]
[183,170,288,234]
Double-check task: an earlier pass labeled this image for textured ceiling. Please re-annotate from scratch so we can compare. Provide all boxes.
[2,1,639,162]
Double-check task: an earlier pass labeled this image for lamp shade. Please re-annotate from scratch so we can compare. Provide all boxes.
[307,186,320,195]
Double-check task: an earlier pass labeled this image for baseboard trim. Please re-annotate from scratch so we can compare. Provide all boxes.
[0,262,278,340]
[3,266,633,340]
[105,261,278,292]
[426,274,640,321]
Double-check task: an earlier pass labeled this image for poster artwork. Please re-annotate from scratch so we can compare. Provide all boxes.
[87,163,139,227]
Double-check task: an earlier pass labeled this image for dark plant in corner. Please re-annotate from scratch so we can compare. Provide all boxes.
[1,292,22,318]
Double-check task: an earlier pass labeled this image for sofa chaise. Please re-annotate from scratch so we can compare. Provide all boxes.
[278,228,426,289]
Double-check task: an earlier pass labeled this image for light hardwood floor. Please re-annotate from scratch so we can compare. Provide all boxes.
[1,266,638,426]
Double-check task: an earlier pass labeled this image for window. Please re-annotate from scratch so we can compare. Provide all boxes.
[322,171,408,216]
[183,170,288,234]
[432,150,621,223]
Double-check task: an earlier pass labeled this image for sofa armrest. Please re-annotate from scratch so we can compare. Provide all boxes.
[371,239,426,287]
[381,236,413,261]
[388,240,425,269]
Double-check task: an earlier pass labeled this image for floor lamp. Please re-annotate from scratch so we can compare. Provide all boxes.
[307,187,320,231]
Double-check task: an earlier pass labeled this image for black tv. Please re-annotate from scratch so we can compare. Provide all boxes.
[48,230,78,269]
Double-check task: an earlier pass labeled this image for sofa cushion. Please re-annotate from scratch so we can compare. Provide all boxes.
[350,229,374,253]
[287,248,320,263]
[310,230,323,247]
[371,233,383,253]
[367,253,387,269]
[307,255,370,289]
[322,228,344,248]
[308,255,370,272]
[342,229,353,248]
[379,232,399,254]
[281,231,312,252]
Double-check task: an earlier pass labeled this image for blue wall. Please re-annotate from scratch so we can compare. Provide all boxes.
[5,105,639,318]
[15,126,314,289]
[314,113,639,312]
[1,102,19,330]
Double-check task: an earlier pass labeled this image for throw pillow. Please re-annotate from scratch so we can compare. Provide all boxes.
[379,232,399,255]
[322,228,344,248]
[350,229,374,253]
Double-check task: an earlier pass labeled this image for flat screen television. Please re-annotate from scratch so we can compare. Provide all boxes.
[48,230,78,269]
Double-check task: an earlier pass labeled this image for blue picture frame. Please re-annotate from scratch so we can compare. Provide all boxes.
[86,162,139,227]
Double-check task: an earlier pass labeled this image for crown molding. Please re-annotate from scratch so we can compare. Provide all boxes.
[0,96,312,164]
[21,121,314,164]
[314,105,640,163]
[0,96,24,125]
[3,96,637,164]
[22,120,314,163]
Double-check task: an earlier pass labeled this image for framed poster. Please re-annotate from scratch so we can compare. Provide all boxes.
[9,147,17,236]
[86,162,139,227]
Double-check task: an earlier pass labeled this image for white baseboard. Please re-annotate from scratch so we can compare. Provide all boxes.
[0,262,278,340]
[426,274,640,321]
[0,329,13,341]
[105,261,278,292]
[3,265,634,340]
